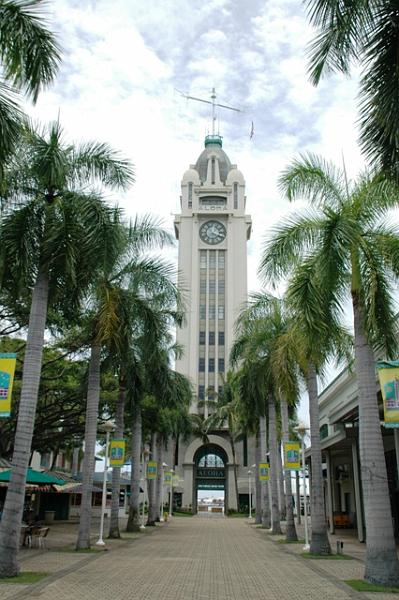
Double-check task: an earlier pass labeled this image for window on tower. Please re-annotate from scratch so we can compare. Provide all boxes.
[199,331,205,345]
[218,331,225,345]
[218,253,225,267]
[188,182,193,208]
[198,385,205,400]
[200,252,207,269]
[218,358,225,372]
[209,253,216,267]
[209,358,215,372]
[200,305,206,319]
[199,358,205,372]
[234,182,238,209]
[209,331,215,345]
[218,279,225,293]
[209,305,215,319]
[200,280,206,293]
[218,305,225,319]
[209,279,215,293]
[211,158,216,184]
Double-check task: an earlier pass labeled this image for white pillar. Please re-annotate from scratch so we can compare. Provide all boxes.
[352,439,364,543]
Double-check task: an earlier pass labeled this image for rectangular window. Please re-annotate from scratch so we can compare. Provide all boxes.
[208,385,215,400]
[200,280,206,293]
[234,182,238,209]
[200,305,206,319]
[209,253,216,267]
[218,331,225,345]
[209,305,215,319]
[218,305,225,319]
[209,280,215,293]
[198,385,205,400]
[209,358,215,372]
[199,331,205,345]
[209,331,215,345]
[211,158,215,184]
[218,279,225,293]
[188,182,193,208]
[200,252,207,269]
[218,358,225,372]
[218,253,225,267]
[199,358,205,372]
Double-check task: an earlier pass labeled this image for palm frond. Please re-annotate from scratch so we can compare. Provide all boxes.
[71,141,134,190]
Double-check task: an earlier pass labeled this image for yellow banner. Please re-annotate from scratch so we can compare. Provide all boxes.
[283,442,301,470]
[0,354,16,418]
[258,463,269,481]
[164,471,172,485]
[147,461,157,479]
[377,361,399,427]
[109,439,125,467]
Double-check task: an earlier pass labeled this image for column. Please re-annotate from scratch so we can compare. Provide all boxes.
[351,439,365,542]
[325,450,334,534]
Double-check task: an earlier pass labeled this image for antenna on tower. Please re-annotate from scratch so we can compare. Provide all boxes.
[176,87,242,136]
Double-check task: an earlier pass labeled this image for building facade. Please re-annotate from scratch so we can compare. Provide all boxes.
[172,134,253,512]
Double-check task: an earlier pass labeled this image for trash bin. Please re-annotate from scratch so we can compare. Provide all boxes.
[44,511,55,524]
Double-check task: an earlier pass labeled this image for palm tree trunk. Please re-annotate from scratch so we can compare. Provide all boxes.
[255,429,262,524]
[0,271,49,577]
[126,406,142,532]
[307,362,330,554]
[352,296,399,585]
[277,442,286,521]
[108,380,125,538]
[259,415,270,528]
[76,342,101,550]
[147,432,157,526]
[268,393,282,534]
[280,396,297,541]
[155,435,163,521]
[229,434,239,510]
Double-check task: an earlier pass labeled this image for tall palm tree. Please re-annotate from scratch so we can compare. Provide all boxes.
[305,1,399,178]
[0,0,61,168]
[0,121,133,576]
[76,217,178,548]
[261,154,399,583]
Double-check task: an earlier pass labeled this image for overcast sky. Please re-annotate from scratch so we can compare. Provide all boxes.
[29,0,366,422]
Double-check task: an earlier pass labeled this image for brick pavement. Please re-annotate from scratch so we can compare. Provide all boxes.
[0,516,396,600]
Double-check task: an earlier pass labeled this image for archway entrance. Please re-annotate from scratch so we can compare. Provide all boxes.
[193,444,228,514]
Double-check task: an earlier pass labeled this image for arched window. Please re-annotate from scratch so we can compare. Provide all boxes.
[198,453,224,468]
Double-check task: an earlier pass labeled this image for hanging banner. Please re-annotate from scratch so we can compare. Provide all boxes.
[377,361,399,427]
[283,442,301,470]
[147,461,158,479]
[258,463,269,481]
[164,471,172,486]
[0,353,16,418]
[173,474,180,486]
[109,439,125,467]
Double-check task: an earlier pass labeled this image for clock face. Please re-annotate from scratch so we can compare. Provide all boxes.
[199,220,226,245]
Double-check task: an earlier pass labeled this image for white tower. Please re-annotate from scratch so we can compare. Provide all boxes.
[173,134,253,512]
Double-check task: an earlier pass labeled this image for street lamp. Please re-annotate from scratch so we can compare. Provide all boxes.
[160,462,168,522]
[96,420,115,546]
[140,446,150,530]
[295,422,310,551]
[169,469,174,518]
[248,469,253,519]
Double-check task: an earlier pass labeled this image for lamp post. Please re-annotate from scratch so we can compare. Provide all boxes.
[251,464,256,517]
[169,469,174,518]
[295,422,310,551]
[96,420,115,546]
[160,462,168,522]
[248,469,253,519]
[140,446,150,530]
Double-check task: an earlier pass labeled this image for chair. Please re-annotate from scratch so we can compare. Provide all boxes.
[31,527,50,549]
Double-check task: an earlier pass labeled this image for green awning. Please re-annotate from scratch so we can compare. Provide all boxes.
[0,468,66,485]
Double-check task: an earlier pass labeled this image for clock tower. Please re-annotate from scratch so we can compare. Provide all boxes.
[173,134,252,512]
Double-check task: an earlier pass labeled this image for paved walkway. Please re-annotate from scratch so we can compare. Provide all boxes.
[0,516,395,600]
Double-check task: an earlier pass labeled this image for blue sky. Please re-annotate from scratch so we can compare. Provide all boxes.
[28,0,366,421]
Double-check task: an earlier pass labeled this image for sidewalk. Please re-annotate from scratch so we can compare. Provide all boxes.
[0,515,396,600]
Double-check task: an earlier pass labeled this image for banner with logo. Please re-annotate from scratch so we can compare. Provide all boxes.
[258,463,269,481]
[109,439,125,467]
[377,361,399,427]
[283,442,301,470]
[164,471,172,486]
[147,461,158,479]
[0,353,16,418]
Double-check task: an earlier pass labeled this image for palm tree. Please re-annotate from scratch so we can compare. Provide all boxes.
[76,217,179,548]
[305,1,399,178]
[0,0,61,168]
[261,154,399,583]
[0,121,133,576]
